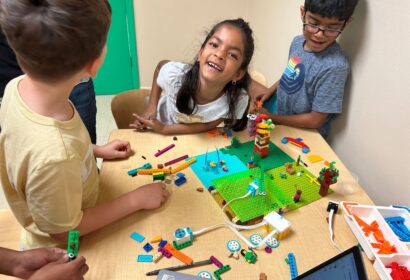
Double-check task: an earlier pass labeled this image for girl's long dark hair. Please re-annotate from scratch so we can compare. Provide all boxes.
[176,18,254,131]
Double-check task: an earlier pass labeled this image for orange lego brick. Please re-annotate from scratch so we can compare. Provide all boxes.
[164,243,193,265]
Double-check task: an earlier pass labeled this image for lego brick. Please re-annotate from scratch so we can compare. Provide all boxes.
[150,236,162,243]
[155,144,175,157]
[127,163,152,176]
[171,158,196,174]
[137,254,153,262]
[164,243,193,265]
[214,265,231,278]
[287,253,298,279]
[143,242,153,253]
[130,231,145,243]
[210,256,223,268]
[158,247,172,258]
[173,240,192,250]
[67,230,80,261]
[164,155,189,167]
[153,252,163,263]
[174,176,187,186]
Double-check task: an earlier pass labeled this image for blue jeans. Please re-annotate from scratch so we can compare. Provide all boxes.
[69,79,97,144]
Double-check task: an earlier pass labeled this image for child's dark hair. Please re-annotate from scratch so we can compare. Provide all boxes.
[304,0,358,21]
[176,18,254,131]
[0,0,111,82]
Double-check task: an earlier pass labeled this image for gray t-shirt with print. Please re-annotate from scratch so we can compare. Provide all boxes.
[276,35,350,138]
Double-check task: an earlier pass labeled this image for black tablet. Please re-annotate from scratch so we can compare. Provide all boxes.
[294,246,368,280]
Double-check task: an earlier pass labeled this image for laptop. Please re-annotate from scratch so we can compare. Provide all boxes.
[294,246,368,280]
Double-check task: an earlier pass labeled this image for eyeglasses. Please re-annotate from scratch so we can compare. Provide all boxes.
[303,22,344,37]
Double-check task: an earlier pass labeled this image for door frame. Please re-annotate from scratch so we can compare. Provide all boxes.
[124,0,140,89]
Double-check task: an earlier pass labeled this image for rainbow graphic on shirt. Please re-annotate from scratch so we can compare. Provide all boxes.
[279,56,305,95]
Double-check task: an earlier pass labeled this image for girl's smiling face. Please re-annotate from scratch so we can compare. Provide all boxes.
[198,25,246,86]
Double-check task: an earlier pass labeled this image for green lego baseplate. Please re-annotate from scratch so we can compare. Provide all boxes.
[222,140,294,170]
[211,163,333,223]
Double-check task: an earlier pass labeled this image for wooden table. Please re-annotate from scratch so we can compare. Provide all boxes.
[79,126,378,279]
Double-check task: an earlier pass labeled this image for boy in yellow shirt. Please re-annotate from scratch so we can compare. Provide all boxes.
[0,0,169,249]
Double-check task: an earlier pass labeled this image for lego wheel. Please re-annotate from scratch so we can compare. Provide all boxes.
[197,270,213,279]
[302,147,309,153]
[67,252,75,260]
[265,236,280,248]
[226,240,241,252]
[281,137,289,144]
[249,234,263,245]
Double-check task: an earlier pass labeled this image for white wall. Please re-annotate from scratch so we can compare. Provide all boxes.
[133,0,410,206]
[134,0,248,87]
[329,0,410,205]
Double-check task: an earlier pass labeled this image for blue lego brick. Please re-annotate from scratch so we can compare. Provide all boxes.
[158,240,168,248]
[137,254,153,262]
[386,216,410,242]
[174,176,187,186]
[130,231,145,243]
[287,253,298,279]
[143,242,153,253]
[176,172,185,178]
[127,163,152,176]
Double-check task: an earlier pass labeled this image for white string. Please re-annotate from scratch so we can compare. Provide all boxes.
[329,209,342,252]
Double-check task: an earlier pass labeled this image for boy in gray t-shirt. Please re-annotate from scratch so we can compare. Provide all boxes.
[250,0,358,139]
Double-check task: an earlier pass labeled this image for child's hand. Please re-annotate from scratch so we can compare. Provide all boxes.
[13,247,67,279]
[257,107,270,116]
[96,140,132,159]
[142,107,157,122]
[134,182,170,210]
[28,255,88,280]
[130,114,165,133]
[130,107,157,130]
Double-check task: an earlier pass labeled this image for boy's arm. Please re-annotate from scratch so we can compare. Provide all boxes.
[132,115,223,135]
[260,108,328,129]
[93,140,131,159]
[49,182,170,241]
[248,79,279,112]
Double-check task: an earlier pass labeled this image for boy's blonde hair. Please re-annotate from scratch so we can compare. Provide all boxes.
[0,0,111,82]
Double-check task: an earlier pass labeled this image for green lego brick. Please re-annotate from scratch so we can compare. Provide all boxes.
[221,140,294,170]
[153,173,166,181]
[172,240,192,250]
[214,265,231,278]
[67,230,80,260]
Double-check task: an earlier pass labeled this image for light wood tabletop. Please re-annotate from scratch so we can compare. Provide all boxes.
[77,126,378,279]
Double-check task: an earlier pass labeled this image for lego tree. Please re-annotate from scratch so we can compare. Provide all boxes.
[317,161,339,196]
[231,137,241,148]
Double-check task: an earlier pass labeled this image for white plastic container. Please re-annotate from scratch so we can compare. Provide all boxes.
[341,202,410,280]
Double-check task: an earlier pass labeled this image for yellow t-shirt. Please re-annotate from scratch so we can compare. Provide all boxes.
[0,76,99,249]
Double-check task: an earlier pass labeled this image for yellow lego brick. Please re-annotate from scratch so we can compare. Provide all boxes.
[171,158,196,174]
[150,236,162,243]
[138,168,171,175]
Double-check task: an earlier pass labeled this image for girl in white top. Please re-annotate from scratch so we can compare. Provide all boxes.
[131,18,254,135]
